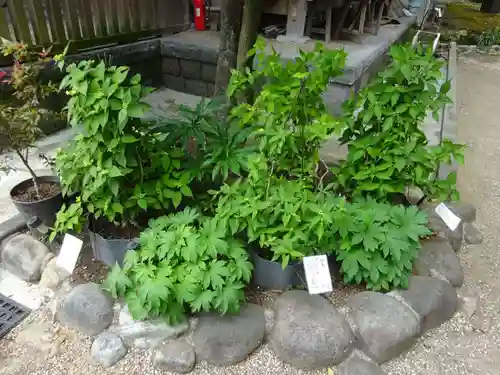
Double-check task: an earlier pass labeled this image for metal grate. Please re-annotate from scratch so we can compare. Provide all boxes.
[0,294,30,339]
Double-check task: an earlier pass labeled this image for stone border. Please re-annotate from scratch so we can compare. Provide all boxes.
[0,214,26,242]
[456,44,500,56]
[26,200,480,374]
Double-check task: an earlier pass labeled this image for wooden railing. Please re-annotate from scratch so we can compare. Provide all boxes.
[0,0,189,49]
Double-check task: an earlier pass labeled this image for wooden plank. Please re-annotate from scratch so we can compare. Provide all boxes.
[78,0,95,38]
[7,0,33,44]
[0,7,13,40]
[128,0,141,31]
[104,0,119,34]
[117,0,131,32]
[92,0,108,36]
[27,0,51,45]
[62,0,81,39]
[46,0,67,42]
[155,0,165,28]
[140,0,150,29]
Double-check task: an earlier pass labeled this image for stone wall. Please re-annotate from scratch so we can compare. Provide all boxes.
[161,31,220,97]
[162,57,216,97]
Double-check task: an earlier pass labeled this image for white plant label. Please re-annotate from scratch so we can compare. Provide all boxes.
[435,203,461,231]
[56,234,83,274]
[303,255,333,295]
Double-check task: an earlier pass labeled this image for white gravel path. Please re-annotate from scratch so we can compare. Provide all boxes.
[383,52,500,375]
[0,53,499,375]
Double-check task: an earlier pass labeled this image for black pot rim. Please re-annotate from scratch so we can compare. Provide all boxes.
[250,246,301,267]
[9,175,62,205]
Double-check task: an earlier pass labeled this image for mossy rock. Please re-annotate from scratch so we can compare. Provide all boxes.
[445,3,500,33]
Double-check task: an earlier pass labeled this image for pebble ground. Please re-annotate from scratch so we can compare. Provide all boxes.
[0,53,499,375]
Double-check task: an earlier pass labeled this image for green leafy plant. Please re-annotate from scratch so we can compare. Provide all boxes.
[335,197,431,291]
[227,37,346,183]
[0,39,59,198]
[156,97,254,183]
[213,155,341,268]
[477,26,500,47]
[333,44,465,201]
[51,60,194,239]
[104,208,253,323]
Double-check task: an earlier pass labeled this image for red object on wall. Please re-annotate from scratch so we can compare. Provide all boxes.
[193,0,206,31]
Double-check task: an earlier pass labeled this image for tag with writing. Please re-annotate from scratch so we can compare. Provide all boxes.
[56,234,84,274]
[435,203,461,231]
[303,255,333,295]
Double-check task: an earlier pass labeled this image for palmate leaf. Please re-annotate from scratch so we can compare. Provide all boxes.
[214,282,245,314]
[203,260,230,289]
[104,265,132,298]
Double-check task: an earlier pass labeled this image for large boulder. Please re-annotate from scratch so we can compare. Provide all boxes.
[393,276,458,332]
[192,303,265,365]
[0,234,51,282]
[57,283,114,336]
[113,306,189,349]
[269,290,355,369]
[153,339,196,374]
[345,291,421,364]
[337,351,387,375]
[414,238,464,287]
[91,332,127,368]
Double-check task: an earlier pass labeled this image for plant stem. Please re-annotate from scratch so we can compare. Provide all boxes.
[14,148,40,199]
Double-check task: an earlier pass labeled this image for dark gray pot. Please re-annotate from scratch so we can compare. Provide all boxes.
[89,230,138,267]
[10,175,63,227]
[250,248,305,290]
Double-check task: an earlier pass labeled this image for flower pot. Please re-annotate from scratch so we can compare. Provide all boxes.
[89,230,139,267]
[249,248,305,290]
[9,175,63,227]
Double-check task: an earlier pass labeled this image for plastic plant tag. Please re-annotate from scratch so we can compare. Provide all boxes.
[303,255,333,295]
[435,203,461,231]
[56,234,83,274]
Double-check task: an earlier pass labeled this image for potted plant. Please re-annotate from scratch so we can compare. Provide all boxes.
[0,39,63,226]
[213,156,341,290]
[50,60,195,266]
[104,207,253,323]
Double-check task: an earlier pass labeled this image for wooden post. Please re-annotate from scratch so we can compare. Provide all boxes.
[214,0,243,95]
[237,0,263,70]
[277,0,310,43]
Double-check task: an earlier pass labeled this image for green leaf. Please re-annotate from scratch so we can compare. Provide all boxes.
[127,103,150,118]
[112,202,123,214]
[172,191,182,208]
[180,185,193,197]
[138,199,148,210]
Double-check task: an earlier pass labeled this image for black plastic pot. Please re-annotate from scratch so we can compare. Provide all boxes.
[10,175,63,227]
[250,248,305,290]
[89,230,138,267]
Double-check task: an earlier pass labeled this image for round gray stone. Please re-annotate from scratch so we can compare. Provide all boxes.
[91,332,127,368]
[192,303,265,365]
[464,222,483,245]
[337,352,387,375]
[395,276,458,332]
[0,233,50,282]
[57,283,114,336]
[269,290,355,369]
[414,238,464,287]
[346,291,421,364]
[153,339,195,374]
[40,257,71,291]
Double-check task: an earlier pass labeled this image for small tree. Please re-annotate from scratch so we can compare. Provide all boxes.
[0,39,58,198]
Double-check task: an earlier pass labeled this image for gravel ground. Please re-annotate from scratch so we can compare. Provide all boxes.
[383,53,500,375]
[0,53,498,375]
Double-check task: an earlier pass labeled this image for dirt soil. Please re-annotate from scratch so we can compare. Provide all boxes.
[11,181,60,202]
